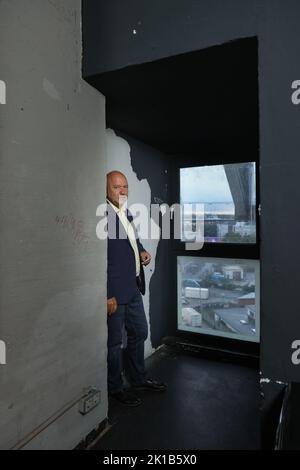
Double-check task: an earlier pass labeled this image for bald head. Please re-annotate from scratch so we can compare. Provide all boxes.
[107,171,128,208]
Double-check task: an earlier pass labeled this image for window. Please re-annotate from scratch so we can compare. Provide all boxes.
[180,162,256,245]
[177,256,260,343]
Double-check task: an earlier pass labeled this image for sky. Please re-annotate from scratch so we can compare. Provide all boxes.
[180,164,234,203]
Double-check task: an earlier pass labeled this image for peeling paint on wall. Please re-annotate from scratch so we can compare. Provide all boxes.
[260,378,271,384]
[260,377,287,386]
[106,128,159,358]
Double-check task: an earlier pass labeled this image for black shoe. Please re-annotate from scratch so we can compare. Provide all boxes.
[132,379,167,392]
[109,390,142,407]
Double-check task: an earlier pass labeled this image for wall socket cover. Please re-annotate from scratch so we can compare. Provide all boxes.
[79,388,101,415]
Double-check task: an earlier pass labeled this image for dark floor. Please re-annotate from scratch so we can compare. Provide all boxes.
[92,346,260,450]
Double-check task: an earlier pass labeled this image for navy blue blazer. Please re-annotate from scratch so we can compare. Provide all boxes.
[107,203,145,304]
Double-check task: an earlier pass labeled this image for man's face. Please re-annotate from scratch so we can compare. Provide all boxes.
[107,173,128,208]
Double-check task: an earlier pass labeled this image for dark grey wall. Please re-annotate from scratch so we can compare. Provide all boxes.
[82,0,261,75]
[83,0,300,384]
[258,1,300,384]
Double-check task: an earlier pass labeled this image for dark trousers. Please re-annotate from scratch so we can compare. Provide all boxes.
[107,288,148,393]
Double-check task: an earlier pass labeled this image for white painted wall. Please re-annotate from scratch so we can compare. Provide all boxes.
[106,129,159,358]
[0,1,107,449]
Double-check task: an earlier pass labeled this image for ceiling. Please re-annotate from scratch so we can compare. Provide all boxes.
[85,37,259,157]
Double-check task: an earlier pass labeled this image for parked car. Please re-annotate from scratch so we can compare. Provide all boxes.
[210,272,226,287]
[182,279,201,289]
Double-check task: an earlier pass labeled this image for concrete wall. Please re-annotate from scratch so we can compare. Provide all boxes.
[0,0,107,449]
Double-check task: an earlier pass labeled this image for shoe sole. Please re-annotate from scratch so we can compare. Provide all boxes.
[133,387,166,392]
[116,400,142,407]
[109,396,142,407]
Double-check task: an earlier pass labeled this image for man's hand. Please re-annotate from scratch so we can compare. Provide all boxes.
[140,250,151,266]
[107,297,118,316]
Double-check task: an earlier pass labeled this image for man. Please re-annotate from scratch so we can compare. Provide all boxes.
[106,171,166,406]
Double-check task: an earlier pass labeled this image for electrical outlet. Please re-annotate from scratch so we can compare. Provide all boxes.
[79,388,101,415]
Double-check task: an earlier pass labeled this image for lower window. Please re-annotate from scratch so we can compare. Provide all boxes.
[177,256,260,343]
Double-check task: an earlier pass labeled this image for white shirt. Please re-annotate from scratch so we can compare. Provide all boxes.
[108,200,141,276]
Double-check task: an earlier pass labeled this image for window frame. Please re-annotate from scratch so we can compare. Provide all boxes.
[170,152,260,355]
